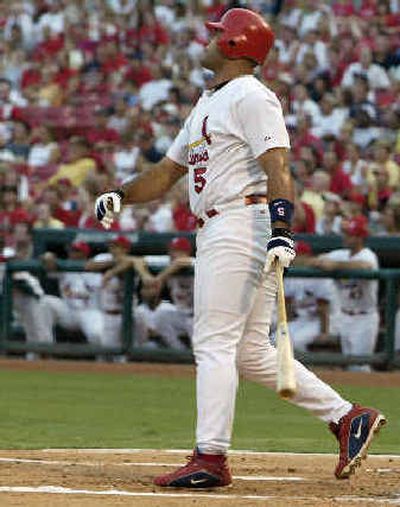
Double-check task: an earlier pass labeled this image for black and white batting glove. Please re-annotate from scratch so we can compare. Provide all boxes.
[265,228,296,271]
[95,189,124,229]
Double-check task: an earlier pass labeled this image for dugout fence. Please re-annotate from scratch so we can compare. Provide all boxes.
[1,258,399,369]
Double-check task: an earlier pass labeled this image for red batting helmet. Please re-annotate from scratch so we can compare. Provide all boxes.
[205,8,275,65]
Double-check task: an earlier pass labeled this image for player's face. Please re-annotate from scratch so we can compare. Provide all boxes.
[201,31,225,71]
[343,233,361,250]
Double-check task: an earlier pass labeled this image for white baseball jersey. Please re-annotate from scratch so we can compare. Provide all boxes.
[167,75,290,216]
[285,277,334,320]
[93,253,123,312]
[168,275,194,312]
[322,248,379,313]
[59,272,101,310]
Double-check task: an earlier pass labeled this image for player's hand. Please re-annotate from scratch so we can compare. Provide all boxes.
[94,190,124,229]
[265,228,296,271]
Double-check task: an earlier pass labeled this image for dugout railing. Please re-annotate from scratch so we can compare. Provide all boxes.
[1,259,399,369]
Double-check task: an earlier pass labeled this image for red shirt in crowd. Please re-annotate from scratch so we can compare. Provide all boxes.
[33,35,64,61]
[125,64,153,87]
[293,202,316,234]
[330,168,353,196]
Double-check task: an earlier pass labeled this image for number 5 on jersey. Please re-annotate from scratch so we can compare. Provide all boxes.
[194,167,207,194]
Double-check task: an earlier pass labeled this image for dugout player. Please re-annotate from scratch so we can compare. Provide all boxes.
[95,8,386,486]
[311,216,379,372]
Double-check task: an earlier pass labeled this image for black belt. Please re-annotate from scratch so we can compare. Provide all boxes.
[342,310,369,316]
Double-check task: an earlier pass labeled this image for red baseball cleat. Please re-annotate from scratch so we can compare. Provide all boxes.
[154,449,232,488]
[330,404,386,479]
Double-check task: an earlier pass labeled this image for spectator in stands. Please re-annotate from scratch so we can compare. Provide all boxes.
[5,120,31,160]
[28,126,60,168]
[341,46,391,90]
[47,136,97,187]
[316,192,343,235]
[323,150,353,197]
[301,170,331,219]
[311,93,348,139]
[33,201,64,229]
[372,140,400,188]
[0,0,400,360]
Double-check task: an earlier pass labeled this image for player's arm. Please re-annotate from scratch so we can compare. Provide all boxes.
[257,148,296,270]
[85,259,115,272]
[155,257,193,286]
[95,157,187,229]
[311,257,373,271]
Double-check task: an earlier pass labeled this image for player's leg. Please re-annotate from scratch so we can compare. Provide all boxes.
[79,309,104,345]
[14,294,54,357]
[101,314,122,348]
[237,269,352,422]
[289,319,320,352]
[338,314,352,356]
[133,304,155,347]
[154,207,266,488]
[152,305,190,350]
[346,313,379,372]
[41,295,79,331]
[237,269,386,478]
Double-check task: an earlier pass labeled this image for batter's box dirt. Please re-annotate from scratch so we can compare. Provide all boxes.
[0,449,398,506]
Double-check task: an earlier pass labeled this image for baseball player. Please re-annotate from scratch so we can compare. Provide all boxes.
[103,236,194,350]
[151,237,194,350]
[95,9,385,486]
[85,236,132,357]
[10,238,53,360]
[40,241,104,348]
[311,216,380,372]
[284,242,336,352]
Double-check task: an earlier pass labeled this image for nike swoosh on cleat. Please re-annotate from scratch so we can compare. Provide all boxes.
[190,478,208,485]
[354,419,363,439]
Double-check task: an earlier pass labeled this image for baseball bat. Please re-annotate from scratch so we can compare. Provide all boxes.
[275,261,297,400]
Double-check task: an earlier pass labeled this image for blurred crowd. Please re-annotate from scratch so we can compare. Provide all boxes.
[0,0,399,259]
[0,0,399,362]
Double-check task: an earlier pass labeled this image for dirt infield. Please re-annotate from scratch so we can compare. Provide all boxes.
[0,449,398,506]
[0,360,399,505]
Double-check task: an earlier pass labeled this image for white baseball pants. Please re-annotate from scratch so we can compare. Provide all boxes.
[193,205,352,454]
[41,295,104,345]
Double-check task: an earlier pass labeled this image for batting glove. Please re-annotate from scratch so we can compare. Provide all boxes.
[95,190,124,229]
[265,228,296,271]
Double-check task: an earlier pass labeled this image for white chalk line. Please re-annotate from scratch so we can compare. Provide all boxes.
[0,457,307,481]
[0,486,399,504]
[41,448,400,459]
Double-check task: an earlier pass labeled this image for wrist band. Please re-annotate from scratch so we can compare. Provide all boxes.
[269,199,294,225]
[271,228,294,240]
[113,189,125,200]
